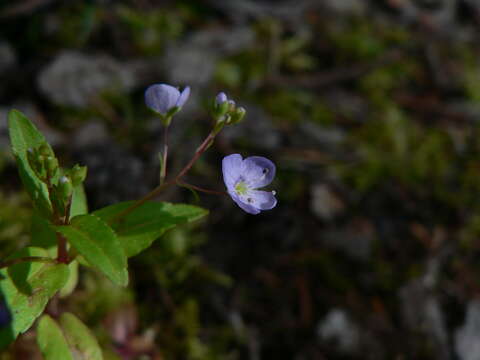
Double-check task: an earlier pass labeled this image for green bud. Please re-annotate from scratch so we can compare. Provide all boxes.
[227,100,236,112]
[69,164,87,186]
[229,107,246,125]
[214,100,229,118]
[38,143,54,157]
[27,148,40,173]
[58,176,73,200]
[36,155,48,179]
[45,156,59,178]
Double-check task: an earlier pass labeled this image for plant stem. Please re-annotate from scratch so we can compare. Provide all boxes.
[0,256,56,269]
[177,181,227,196]
[56,233,69,264]
[109,132,216,223]
[160,125,169,185]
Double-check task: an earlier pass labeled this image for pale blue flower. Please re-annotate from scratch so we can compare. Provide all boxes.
[145,83,190,115]
[216,92,228,105]
[222,154,277,214]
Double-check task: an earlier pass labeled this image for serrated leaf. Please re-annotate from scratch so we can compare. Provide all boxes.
[56,215,128,286]
[0,247,69,349]
[93,201,208,257]
[7,110,52,217]
[37,315,74,360]
[59,312,103,359]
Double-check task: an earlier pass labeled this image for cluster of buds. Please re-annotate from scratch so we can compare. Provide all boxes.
[51,165,87,216]
[27,143,87,218]
[27,144,59,182]
[212,92,246,133]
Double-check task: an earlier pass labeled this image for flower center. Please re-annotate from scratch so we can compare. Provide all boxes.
[234,181,249,196]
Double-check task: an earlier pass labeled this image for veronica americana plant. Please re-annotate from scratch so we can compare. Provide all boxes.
[0,84,277,358]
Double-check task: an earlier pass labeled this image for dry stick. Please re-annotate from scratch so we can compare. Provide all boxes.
[109,132,216,224]
[0,256,56,270]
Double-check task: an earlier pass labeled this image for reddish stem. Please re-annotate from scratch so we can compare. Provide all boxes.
[56,233,69,264]
[109,132,216,223]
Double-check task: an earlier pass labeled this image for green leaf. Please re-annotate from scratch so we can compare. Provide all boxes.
[56,214,128,286]
[31,213,57,249]
[7,110,52,217]
[59,260,78,298]
[59,313,103,359]
[93,201,208,257]
[37,315,74,360]
[70,184,88,217]
[0,247,69,349]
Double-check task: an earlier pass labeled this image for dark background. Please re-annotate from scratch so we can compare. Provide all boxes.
[2,0,480,359]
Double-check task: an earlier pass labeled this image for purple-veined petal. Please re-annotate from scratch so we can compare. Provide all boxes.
[229,191,261,215]
[249,190,277,210]
[242,156,276,188]
[145,84,180,114]
[222,154,243,190]
[216,92,227,105]
[176,86,190,108]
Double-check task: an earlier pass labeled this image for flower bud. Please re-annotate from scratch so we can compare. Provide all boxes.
[213,92,230,119]
[27,148,41,174]
[69,164,87,186]
[58,176,73,200]
[216,92,228,105]
[229,107,246,125]
[38,144,54,157]
[45,156,59,178]
[227,100,236,112]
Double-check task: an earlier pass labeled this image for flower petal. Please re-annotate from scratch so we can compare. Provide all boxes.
[229,191,261,214]
[145,84,180,114]
[242,156,276,188]
[249,190,277,210]
[216,92,227,105]
[176,86,190,108]
[222,154,243,190]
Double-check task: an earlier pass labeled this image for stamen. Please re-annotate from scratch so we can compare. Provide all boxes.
[247,198,253,203]
[272,190,276,195]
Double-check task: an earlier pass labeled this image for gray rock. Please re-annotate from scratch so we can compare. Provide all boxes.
[310,183,345,221]
[164,27,254,87]
[317,308,360,354]
[399,279,449,359]
[455,300,480,360]
[38,51,135,108]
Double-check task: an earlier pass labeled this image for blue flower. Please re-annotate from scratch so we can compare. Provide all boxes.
[215,92,228,105]
[222,154,277,214]
[145,83,190,115]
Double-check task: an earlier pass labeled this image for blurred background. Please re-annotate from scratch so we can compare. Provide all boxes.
[2,0,480,359]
